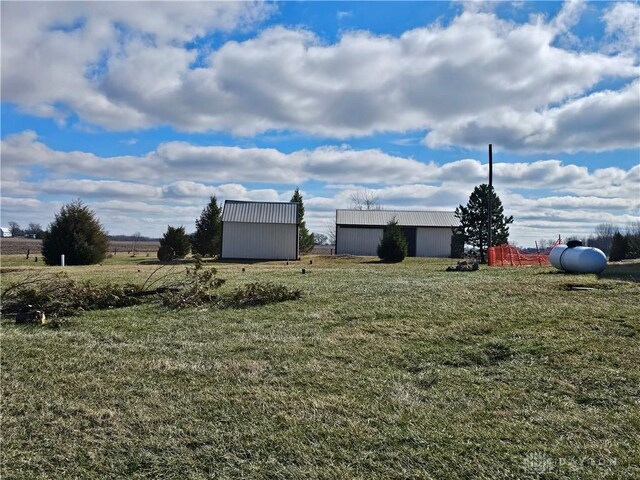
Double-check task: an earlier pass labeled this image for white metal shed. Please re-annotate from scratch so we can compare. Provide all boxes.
[221,200,299,260]
[335,209,460,258]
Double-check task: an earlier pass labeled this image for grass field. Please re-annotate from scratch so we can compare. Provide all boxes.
[0,237,160,256]
[2,255,639,479]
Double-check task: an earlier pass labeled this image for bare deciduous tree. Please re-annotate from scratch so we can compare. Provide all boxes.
[588,223,618,255]
[8,221,21,236]
[131,231,142,256]
[350,189,382,211]
[323,220,336,245]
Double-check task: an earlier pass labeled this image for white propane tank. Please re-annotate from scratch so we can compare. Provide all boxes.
[549,241,607,274]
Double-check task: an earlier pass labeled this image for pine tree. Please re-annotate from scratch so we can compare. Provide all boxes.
[42,199,109,265]
[191,196,222,257]
[290,187,314,254]
[377,219,408,262]
[450,227,465,258]
[455,184,513,263]
[609,231,629,261]
[160,226,191,258]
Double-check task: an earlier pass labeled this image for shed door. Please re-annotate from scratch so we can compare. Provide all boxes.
[401,228,417,257]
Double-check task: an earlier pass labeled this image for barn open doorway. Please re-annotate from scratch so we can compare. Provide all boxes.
[400,227,417,257]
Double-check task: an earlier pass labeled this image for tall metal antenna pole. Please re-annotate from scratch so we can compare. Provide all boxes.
[488,144,493,251]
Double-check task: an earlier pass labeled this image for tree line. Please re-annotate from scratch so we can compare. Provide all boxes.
[6,222,45,238]
[19,184,636,266]
[537,222,640,261]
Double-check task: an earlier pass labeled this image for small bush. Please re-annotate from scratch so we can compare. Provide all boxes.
[42,200,109,266]
[377,219,408,262]
[160,226,191,258]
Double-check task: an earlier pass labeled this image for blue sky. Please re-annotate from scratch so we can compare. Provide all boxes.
[1,0,638,245]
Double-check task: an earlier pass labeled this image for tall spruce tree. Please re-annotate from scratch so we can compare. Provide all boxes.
[191,196,222,257]
[455,184,513,263]
[377,219,408,262]
[42,200,109,265]
[160,226,191,258]
[291,187,314,254]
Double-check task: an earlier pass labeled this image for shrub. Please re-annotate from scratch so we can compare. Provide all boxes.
[160,225,191,258]
[41,200,109,266]
[377,219,408,262]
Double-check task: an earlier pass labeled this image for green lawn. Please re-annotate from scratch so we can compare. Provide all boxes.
[2,255,639,479]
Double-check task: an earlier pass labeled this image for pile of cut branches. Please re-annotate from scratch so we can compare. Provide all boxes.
[2,260,302,321]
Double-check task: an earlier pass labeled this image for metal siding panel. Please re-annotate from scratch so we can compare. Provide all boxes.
[416,227,452,257]
[336,209,459,227]
[336,226,383,256]
[222,201,297,224]
[222,222,297,259]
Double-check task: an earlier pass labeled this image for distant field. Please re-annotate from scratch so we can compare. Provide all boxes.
[0,237,160,256]
[2,255,639,479]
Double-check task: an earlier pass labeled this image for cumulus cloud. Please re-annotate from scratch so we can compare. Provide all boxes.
[602,2,640,56]
[5,131,638,200]
[1,1,272,129]
[2,2,638,151]
[426,80,640,151]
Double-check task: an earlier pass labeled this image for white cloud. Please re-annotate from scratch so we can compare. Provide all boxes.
[2,3,638,151]
[426,80,640,152]
[602,2,640,56]
[2,133,637,241]
[551,0,586,36]
[3,132,637,200]
[1,1,272,129]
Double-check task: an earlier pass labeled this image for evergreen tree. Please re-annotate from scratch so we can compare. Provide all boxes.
[191,195,222,257]
[455,184,513,263]
[290,187,314,254]
[609,231,629,261]
[160,226,191,258]
[377,219,408,262]
[450,227,465,258]
[627,234,640,259]
[42,200,109,265]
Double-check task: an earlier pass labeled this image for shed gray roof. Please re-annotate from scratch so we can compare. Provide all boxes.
[222,200,298,224]
[336,209,460,228]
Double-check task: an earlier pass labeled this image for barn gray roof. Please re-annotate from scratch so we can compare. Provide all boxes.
[222,200,298,224]
[336,209,460,227]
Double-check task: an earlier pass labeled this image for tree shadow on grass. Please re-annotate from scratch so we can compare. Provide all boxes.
[535,263,640,282]
[137,258,219,266]
[598,262,640,282]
